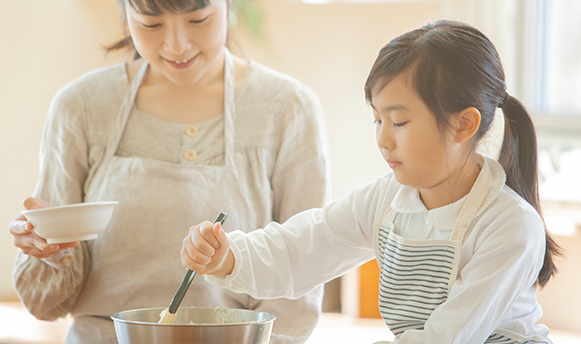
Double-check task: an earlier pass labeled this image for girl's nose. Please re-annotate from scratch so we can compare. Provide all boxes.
[164,25,192,56]
[376,125,395,150]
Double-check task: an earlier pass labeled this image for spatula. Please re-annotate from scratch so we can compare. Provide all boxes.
[159,212,229,324]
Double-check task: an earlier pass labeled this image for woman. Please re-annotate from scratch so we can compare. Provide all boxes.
[9,0,331,342]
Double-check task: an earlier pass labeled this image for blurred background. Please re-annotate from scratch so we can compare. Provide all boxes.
[1,0,580,343]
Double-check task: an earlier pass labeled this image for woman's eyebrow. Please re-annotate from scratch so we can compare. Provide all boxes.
[132,4,209,16]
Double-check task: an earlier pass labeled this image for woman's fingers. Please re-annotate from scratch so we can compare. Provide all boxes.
[10,197,77,259]
[8,215,32,236]
[13,232,69,259]
[22,197,49,211]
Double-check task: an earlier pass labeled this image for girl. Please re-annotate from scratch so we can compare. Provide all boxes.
[182,20,560,343]
[9,0,330,343]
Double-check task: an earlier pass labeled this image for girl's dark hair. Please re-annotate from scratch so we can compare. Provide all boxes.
[364,20,560,287]
[106,0,215,60]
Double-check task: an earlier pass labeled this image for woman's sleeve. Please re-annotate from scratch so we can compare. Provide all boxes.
[12,84,92,320]
[394,203,546,343]
[270,84,332,223]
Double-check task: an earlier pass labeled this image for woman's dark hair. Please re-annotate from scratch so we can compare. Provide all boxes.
[106,0,218,60]
[364,20,560,287]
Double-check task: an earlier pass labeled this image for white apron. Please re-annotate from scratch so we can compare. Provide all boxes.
[66,49,260,342]
[376,175,550,343]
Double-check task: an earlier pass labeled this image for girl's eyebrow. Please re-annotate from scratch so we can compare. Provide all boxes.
[371,103,409,112]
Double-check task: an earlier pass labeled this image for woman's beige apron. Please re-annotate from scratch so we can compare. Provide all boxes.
[376,176,550,343]
[66,49,257,342]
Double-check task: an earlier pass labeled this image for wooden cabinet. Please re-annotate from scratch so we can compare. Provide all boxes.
[358,260,381,319]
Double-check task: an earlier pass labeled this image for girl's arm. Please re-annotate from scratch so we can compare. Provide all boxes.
[395,200,546,343]
[12,83,91,321]
[184,177,394,299]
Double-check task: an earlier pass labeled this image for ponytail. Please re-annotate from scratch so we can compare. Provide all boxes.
[104,36,141,61]
[498,94,561,288]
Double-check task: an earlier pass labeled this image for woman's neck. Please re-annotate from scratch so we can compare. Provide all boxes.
[419,156,481,210]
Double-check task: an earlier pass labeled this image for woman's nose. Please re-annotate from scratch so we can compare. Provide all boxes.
[164,25,192,56]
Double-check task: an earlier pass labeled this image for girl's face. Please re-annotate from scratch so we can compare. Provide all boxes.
[125,0,229,86]
[371,71,463,191]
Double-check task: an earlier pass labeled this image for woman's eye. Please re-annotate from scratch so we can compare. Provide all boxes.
[190,16,209,24]
[393,121,408,128]
[373,119,382,125]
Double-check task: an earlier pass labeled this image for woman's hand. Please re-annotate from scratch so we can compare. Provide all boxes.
[181,221,234,277]
[9,197,79,259]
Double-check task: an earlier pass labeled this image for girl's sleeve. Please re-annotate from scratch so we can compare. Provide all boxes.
[12,84,92,320]
[394,202,546,343]
[206,178,389,300]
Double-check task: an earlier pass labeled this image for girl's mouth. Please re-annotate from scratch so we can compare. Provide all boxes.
[386,160,402,169]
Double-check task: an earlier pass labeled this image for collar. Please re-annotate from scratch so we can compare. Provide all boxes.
[390,155,506,230]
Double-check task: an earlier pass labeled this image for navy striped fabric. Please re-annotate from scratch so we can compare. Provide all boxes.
[377,224,456,336]
[485,333,548,344]
[376,224,549,344]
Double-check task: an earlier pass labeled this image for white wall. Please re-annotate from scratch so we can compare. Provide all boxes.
[0,0,123,300]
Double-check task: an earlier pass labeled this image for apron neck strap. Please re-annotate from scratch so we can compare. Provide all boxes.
[102,61,149,160]
[223,47,236,168]
[449,159,490,242]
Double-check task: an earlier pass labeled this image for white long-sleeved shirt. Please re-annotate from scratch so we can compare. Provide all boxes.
[207,156,551,343]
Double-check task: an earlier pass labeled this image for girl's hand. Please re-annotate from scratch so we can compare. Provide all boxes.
[9,197,79,259]
[181,221,234,276]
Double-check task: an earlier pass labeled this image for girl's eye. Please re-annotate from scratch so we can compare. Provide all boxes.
[393,121,408,128]
[142,23,161,28]
[373,119,382,125]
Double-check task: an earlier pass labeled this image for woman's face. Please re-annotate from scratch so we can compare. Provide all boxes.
[125,0,229,86]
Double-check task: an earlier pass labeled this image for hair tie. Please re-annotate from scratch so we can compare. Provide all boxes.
[499,92,510,108]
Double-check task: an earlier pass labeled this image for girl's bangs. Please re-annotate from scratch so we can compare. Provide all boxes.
[127,0,211,15]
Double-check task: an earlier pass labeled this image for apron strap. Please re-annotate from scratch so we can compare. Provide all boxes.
[84,61,149,197]
[223,48,237,169]
[104,61,149,162]
[450,156,491,242]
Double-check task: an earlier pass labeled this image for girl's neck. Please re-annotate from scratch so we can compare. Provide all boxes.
[418,156,481,210]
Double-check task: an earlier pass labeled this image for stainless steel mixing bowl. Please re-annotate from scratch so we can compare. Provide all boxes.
[111,307,276,344]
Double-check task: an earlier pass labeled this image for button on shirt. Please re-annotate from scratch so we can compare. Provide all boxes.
[185,125,198,137]
[116,109,225,165]
[61,253,74,264]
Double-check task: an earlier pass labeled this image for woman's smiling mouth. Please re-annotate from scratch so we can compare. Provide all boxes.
[164,54,197,69]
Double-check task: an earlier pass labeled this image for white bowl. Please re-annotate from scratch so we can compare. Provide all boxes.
[21,201,118,244]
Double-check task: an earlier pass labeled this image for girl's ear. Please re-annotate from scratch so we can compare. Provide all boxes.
[454,107,481,143]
